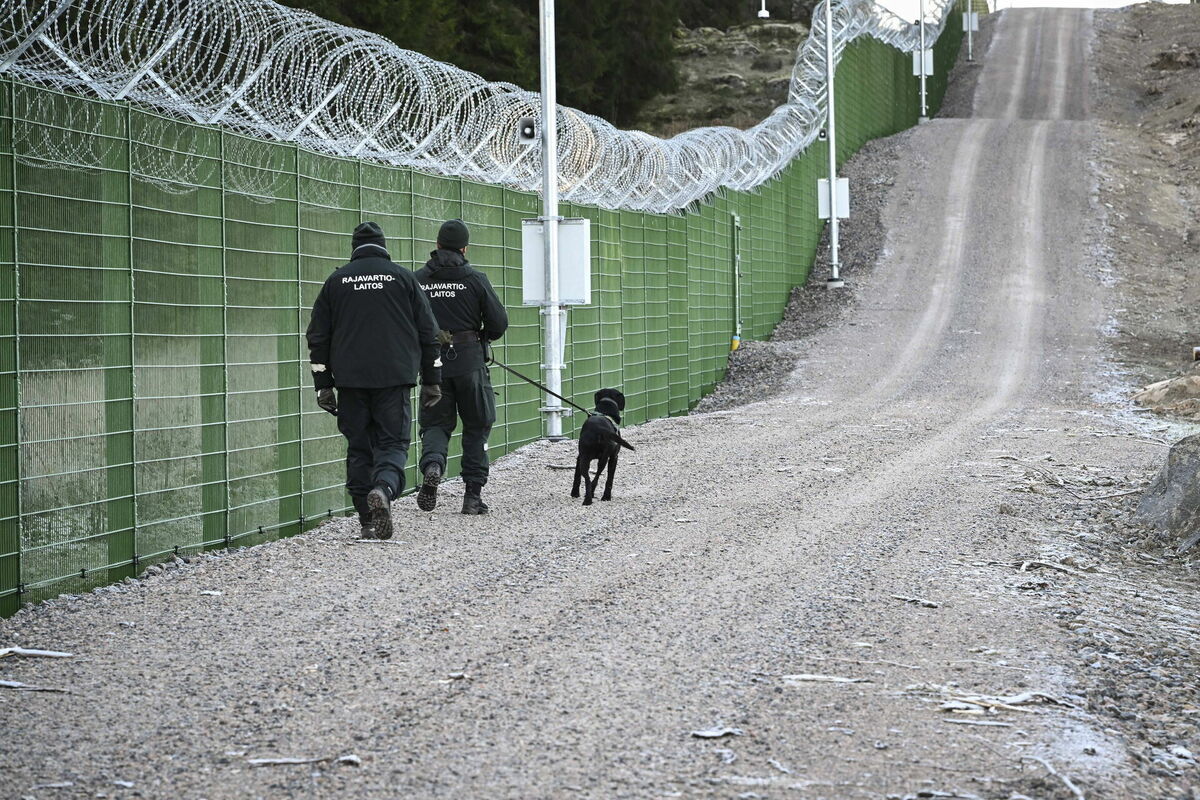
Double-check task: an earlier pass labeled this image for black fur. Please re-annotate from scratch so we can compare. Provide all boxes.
[572,390,634,505]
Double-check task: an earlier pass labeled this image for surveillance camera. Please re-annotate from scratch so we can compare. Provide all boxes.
[517,117,537,147]
[817,128,827,141]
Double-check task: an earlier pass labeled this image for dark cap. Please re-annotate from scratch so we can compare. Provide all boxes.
[437,219,469,250]
[352,221,386,250]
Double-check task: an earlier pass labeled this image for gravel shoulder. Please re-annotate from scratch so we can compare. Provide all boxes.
[1090,5,1200,391]
[3,9,1200,800]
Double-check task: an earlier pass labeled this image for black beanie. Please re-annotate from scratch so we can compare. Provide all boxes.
[437,219,469,250]
[352,221,386,251]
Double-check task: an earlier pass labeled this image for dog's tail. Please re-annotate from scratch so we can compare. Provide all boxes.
[613,432,635,452]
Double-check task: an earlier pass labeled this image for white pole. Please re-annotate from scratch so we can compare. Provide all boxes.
[539,0,564,439]
[919,0,928,121]
[824,0,843,289]
[967,0,974,62]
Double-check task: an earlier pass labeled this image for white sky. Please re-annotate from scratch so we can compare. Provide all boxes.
[875,0,1191,19]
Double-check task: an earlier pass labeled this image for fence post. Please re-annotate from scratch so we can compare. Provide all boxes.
[276,144,303,537]
[0,78,21,616]
[201,130,229,550]
[105,102,137,583]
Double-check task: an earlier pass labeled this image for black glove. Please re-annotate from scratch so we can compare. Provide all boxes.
[316,387,337,415]
[420,384,442,408]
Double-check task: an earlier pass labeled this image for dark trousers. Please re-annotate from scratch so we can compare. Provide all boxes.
[419,366,496,487]
[337,386,412,501]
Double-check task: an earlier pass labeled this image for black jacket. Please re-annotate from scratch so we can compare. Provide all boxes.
[415,249,509,377]
[306,244,441,390]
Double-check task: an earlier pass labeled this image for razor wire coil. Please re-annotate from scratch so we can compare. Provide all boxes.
[0,0,951,212]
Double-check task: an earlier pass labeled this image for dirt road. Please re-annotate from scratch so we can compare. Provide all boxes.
[3,9,1196,799]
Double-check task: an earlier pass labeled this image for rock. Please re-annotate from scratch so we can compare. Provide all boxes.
[1150,48,1200,71]
[633,20,807,136]
[709,73,748,92]
[751,54,784,71]
[675,41,709,57]
[1132,362,1200,420]
[1135,434,1200,551]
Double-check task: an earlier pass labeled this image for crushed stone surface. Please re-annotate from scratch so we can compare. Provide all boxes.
[4,9,1200,800]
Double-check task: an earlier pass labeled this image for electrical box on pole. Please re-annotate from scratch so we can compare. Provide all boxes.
[817,178,850,220]
[912,49,933,76]
[522,218,591,306]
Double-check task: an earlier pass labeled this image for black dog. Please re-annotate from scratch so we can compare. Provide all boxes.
[571,389,635,505]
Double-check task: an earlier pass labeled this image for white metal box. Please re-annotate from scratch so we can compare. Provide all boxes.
[817,178,850,220]
[522,218,592,306]
[912,49,934,76]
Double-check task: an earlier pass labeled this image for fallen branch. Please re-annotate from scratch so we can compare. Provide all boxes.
[0,647,73,659]
[248,754,361,767]
[943,690,1074,714]
[690,727,743,739]
[0,679,69,693]
[1023,755,1086,800]
[944,719,1012,727]
[1076,487,1146,501]
[891,594,939,608]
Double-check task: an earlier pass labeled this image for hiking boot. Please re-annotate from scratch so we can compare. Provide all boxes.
[358,513,378,539]
[353,496,376,539]
[416,463,442,512]
[462,484,489,515]
[367,484,393,540]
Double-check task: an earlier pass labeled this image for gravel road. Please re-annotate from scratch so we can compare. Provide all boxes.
[3,9,1198,800]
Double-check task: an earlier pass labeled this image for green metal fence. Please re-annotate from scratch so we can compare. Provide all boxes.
[0,18,962,616]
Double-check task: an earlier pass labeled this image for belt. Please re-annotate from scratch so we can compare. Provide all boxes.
[445,330,481,346]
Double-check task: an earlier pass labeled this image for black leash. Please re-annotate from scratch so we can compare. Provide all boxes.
[487,355,593,417]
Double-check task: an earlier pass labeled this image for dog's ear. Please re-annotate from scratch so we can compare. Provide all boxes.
[596,397,621,424]
[594,388,627,412]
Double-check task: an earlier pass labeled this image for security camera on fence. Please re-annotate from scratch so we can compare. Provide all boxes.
[517,117,537,147]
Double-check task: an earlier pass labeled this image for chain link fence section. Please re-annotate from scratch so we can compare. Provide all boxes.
[0,0,952,213]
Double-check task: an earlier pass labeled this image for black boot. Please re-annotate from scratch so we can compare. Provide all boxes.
[462,483,489,515]
[416,463,442,512]
[353,495,376,539]
[367,484,394,540]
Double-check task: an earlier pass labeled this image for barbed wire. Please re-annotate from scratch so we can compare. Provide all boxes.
[0,0,952,212]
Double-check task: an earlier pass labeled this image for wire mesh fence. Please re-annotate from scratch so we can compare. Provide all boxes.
[0,11,964,616]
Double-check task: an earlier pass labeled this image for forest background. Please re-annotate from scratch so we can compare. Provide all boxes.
[280,0,815,126]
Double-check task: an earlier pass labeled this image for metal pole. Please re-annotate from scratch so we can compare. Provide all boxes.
[824,0,843,289]
[919,0,928,121]
[539,0,564,439]
[967,0,974,61]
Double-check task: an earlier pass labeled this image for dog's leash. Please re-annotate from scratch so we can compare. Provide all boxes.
[486,353,593,417]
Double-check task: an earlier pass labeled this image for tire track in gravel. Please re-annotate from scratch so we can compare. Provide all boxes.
[858,120,988,404]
